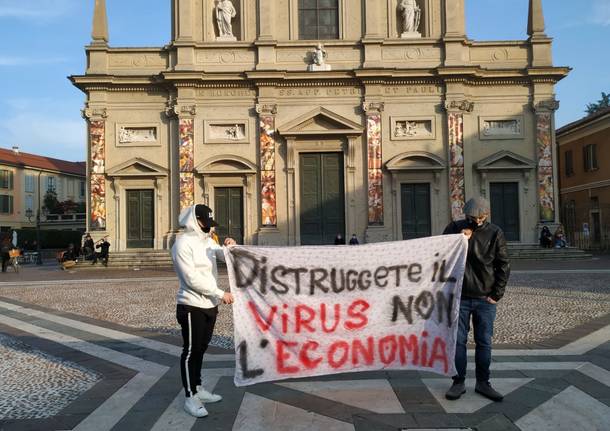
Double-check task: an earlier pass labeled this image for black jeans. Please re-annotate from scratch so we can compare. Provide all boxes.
[1,252,9,272]
[453,297,497,383]
[176,304,218,397]
[92,252,108,265]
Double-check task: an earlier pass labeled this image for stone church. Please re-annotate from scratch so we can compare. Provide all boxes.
[71,0,568,251]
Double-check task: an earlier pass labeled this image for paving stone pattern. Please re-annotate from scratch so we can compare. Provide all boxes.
[0,271,609,430]
[0,333,100,420]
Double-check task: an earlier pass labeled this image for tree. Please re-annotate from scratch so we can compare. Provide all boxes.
[586,92,610,115]
[43,190,60,214]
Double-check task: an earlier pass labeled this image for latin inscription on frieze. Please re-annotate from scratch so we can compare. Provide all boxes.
[197,89,257,98]
[384,86,442,96]
[278,88,362,97]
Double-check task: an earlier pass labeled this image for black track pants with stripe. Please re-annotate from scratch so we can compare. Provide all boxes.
[177,304,218,398]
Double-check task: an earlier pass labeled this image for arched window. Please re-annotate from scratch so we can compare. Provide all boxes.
[298,0,339,40]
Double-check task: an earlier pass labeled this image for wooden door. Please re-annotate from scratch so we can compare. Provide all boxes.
[126,190,154,248]
[401,183,431,239]
[299,152,345,245]
[214,187,244,244]
[490,182,520,242]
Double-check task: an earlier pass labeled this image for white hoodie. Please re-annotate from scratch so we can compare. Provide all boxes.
[172,205,225,309]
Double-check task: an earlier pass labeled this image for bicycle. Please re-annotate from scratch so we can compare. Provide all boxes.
[8,249,20,273]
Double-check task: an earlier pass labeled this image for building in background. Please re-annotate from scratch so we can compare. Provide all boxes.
[557,107,610,249]
[71,0,568,251]
[0,147,86,233]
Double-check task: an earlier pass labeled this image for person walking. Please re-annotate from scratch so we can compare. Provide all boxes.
[171,204,236,418]
[1,235,11,273]
[443,197,510,402]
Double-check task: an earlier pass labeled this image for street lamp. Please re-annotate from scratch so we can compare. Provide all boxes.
[35,209,43,265]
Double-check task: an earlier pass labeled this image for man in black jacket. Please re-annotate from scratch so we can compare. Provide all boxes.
[443,197,510,402]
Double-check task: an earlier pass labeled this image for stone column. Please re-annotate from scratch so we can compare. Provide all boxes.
[82,105,108,231]
[177,105,197,211]
[534,100,560,223]
[363,102,385,226]
[256,103,278,227]
[444,99,474,221]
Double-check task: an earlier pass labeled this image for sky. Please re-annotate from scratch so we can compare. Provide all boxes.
[0,0,608,162]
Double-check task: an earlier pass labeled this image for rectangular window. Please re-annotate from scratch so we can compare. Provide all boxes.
[298,0,339,40]
[25,195,34,212]
[46,176,56,193]
[0,170,13,190]
[0,195,13,214]
[80,180,86,197]
[25,174,35,193]
[564,150,574,176]
[583,144,598,172]
[67,179,75,197]
[591,196,599,209]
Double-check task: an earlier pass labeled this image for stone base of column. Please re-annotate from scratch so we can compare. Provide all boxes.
[164,230,181,250]
[257,227,284,246]
[364,226,393,244]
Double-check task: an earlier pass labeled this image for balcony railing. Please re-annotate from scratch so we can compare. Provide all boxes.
[41,213,86,223]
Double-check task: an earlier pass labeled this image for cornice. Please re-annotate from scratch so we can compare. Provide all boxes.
[69,66,568,94]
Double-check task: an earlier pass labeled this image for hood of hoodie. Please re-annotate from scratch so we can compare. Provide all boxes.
[178,205,203,235]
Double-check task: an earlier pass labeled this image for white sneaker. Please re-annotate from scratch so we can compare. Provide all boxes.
[196,385,222,403]
[184,396,208,418]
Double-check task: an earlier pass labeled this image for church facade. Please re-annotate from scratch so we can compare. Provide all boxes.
[71,0,568,250]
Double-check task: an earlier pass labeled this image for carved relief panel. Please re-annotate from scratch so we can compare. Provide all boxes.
[204,120,249,144]
[390,116,436,140]
[115,124,161,147]
[479,116,524,140]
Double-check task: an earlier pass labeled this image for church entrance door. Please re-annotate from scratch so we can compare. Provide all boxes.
[299,152,345,245]
[126,189,154,248]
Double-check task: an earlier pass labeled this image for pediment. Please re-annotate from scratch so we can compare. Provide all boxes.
[106,158,168,177]
[278,107,364,136]
[475,151,535,171]
[195,155,257,175]
[386,152,446,171]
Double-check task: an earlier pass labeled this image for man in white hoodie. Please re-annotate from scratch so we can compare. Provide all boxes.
[171,204,235,418]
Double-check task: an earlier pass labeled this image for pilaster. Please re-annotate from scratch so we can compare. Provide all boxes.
[442,0,467,67]
[256,102,278,227]
[82,104,109,232]
[363,101,385,227]
[444,98,474,221]
[363,0,385,68]
[533,99,560,224]
[174,101,197,211]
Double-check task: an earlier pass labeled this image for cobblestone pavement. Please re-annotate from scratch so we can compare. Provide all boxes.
[0,266,609,430]
[0,334,100,420]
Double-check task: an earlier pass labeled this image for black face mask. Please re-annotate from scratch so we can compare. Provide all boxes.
[466,217,478,229]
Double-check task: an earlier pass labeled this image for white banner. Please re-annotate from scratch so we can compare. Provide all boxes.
[225,234,467,387]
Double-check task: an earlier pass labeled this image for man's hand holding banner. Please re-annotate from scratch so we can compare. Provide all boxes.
[224,234,468,387]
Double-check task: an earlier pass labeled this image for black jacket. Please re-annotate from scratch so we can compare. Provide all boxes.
[443,220,510,301]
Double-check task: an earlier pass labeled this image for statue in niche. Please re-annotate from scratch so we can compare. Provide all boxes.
[308,43,331,71]
[399,0,422,38]
[215,0,237,41]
